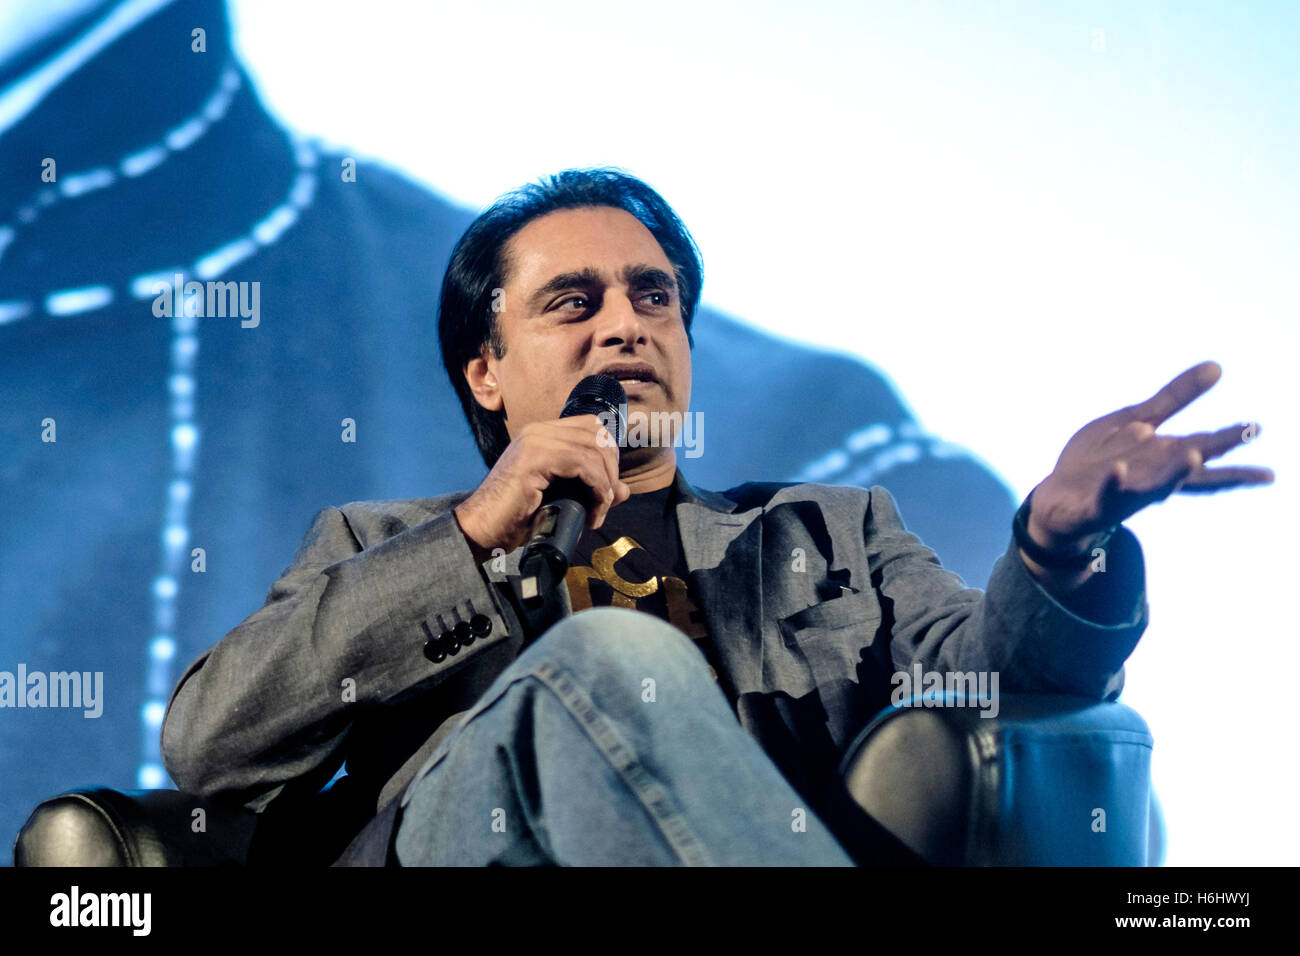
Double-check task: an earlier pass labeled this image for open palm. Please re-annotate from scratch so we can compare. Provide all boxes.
[1028,361,1274,547]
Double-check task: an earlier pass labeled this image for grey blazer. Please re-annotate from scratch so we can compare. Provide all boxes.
[160,468,1148,865]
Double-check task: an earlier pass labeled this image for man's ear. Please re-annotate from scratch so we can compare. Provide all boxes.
[464,344,504,413]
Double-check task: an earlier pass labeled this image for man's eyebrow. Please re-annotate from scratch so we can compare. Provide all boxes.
[527,268,602,310]
[622,264,677,294]
[526,264,677,310]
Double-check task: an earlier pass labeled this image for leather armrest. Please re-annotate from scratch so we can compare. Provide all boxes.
[13,788,259,867]
[837,693,1154,865]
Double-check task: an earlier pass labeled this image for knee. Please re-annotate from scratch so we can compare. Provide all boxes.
[532,607,709,684]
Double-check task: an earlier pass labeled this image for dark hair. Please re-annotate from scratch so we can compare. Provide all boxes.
[437,167,704,470]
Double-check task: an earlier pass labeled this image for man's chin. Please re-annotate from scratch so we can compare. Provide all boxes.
[617,443,674,471]
[618,398,687,436]
[617,442,655,464]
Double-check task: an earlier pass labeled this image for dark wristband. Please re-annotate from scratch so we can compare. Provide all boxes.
[1013,493,1115,570]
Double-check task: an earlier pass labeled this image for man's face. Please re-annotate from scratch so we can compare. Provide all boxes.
[466,205,692,469]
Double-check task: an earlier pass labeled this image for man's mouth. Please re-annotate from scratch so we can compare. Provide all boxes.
[596,363,659,390]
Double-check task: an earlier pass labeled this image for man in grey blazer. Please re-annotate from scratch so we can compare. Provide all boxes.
[160,169,1272,866]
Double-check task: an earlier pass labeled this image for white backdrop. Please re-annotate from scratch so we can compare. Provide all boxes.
[230,0,1296,866]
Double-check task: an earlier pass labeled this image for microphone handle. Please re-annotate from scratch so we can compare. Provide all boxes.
[517,476,597,607]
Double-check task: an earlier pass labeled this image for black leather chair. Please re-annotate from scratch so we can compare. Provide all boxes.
[839,693,1157,865]
[14,692,1159,866]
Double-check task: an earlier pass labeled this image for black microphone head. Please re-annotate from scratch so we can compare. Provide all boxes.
[560,374,627,450]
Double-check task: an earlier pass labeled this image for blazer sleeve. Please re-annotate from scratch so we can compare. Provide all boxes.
[160,504,511,809]
[865,484,1148,701]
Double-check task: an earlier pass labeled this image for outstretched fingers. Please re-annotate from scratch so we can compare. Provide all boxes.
[1123,360,1222,427]
[1175,464,1275,494]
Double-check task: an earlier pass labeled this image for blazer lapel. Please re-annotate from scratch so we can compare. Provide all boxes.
[672,469,767,695]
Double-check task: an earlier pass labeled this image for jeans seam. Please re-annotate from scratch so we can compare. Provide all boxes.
[403,669,538,804]
[404,645,718,865]
[527,657,717,866]
[499,741,557,864]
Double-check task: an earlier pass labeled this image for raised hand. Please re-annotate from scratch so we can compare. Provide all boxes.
[1025,361,1274,553]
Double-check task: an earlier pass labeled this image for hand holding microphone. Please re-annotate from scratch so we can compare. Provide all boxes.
[453,375,629,596]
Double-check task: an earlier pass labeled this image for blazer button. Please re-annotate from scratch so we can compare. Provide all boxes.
[423,640,446,664]
[442,630,461,655]
[454,620,473,646]
[470,614,492,638]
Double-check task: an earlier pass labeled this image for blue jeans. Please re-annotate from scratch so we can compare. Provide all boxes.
[393,607,856,866]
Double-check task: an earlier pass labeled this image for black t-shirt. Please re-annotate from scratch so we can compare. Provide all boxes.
[563,479,736,709]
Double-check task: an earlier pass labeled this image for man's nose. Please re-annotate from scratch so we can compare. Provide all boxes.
[594,293,646,346]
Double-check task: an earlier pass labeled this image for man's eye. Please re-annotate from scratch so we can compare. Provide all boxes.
[557,295,590,311]
[642,291,669,307]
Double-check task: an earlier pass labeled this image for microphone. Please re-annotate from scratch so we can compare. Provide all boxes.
[517,374,627,607]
